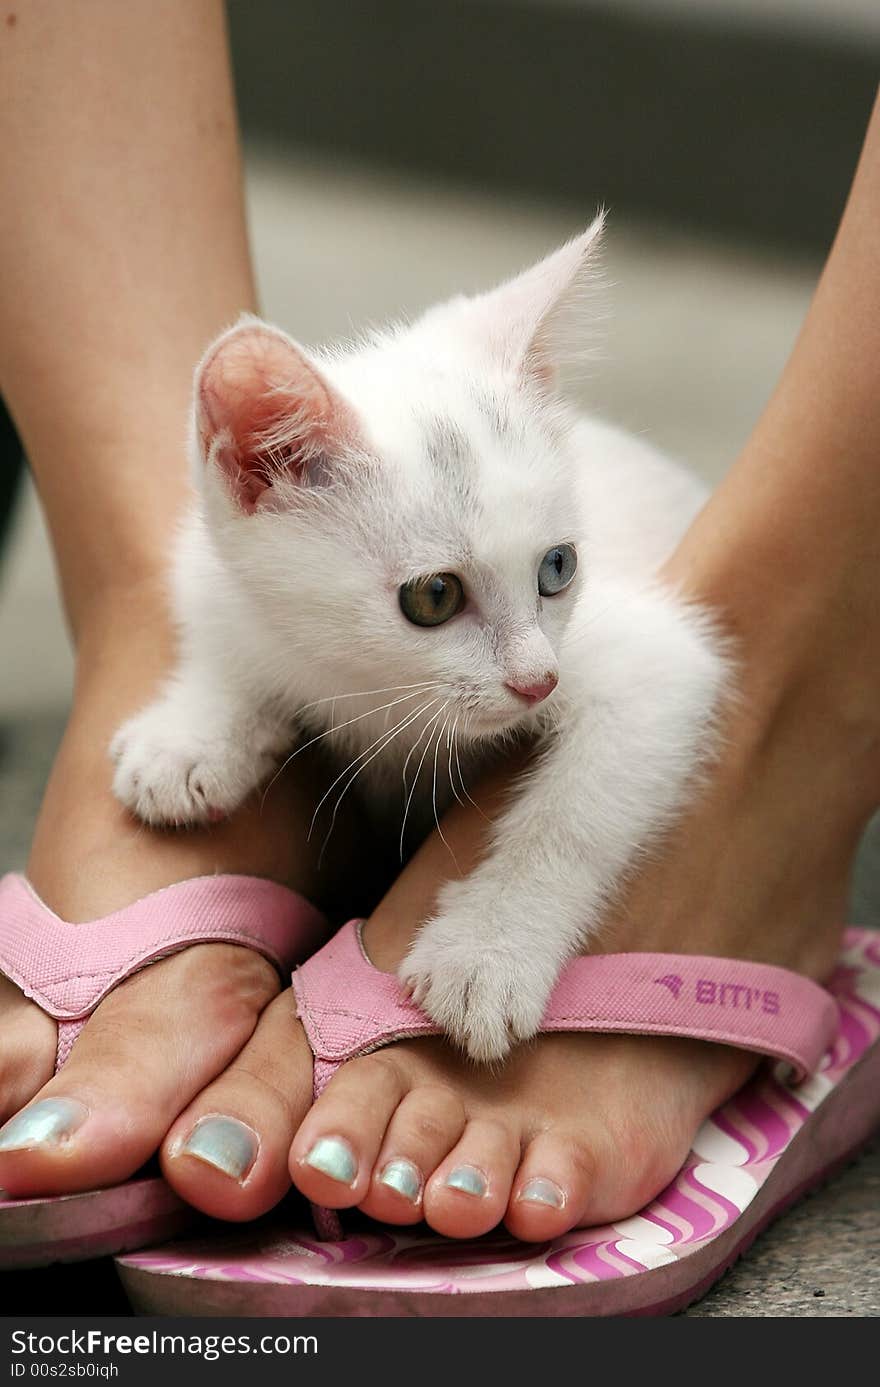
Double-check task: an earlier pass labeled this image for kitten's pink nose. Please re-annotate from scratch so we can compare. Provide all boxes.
[505,673,558,705]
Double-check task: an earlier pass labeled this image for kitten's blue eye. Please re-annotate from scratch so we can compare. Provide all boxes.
[538,544,577,597]
[399,573,465,626]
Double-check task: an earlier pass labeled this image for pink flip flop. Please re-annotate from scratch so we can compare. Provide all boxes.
[0,871,326,1270]
[116,923,880,1318]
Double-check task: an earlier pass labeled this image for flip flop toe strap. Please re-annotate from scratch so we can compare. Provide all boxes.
[0,872,326,1071]
[292,920,840,1239]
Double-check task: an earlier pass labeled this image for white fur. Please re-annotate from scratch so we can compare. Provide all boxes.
[111,222,728,1060]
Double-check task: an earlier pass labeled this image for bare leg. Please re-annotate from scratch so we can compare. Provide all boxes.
[157,94,880,1235]
[0,3,347,1200]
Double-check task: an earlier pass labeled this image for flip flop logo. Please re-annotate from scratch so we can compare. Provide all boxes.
[654,973,684,999]
[696,980,780,1014]
[653,972,780,1015]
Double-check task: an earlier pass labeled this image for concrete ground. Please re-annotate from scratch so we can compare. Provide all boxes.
[0,146,876,1315]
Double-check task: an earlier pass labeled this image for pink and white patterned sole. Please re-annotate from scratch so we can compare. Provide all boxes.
[116,927,880,1317]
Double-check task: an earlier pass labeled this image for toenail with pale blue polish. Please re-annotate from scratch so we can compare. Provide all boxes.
[378,1158,422,1203]
[0,1098,89,1153]
[180,1115,259,1182]
[303,1136,358,1186]
[443,1164,488,1197]
[517,1177,566,1210]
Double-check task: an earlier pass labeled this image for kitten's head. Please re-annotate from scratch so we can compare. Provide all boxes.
[192,219,603,743]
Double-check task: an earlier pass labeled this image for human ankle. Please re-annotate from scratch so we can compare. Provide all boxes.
[72,574,174,664]
[666,512,880,788]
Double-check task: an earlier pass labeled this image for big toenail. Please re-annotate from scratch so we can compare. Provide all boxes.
[517,1177,566,1210]
[443,1165,488,1197]
[180,1115,259,1182]
[378,1158,422,1203]
[0,1099,89,1153]
[303,1136,358,1186]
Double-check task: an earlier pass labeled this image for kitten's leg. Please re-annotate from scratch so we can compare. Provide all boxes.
[401,584,727,1061]
[111,660,291,826]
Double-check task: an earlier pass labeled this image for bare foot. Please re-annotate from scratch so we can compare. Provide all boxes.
[0,589,335,1199]
[158,596,878,1235]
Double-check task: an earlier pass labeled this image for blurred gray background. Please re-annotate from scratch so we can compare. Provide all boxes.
[0,1,877,1316]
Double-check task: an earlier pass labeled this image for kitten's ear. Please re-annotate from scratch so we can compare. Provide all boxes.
[463,214,605,386]
[195,317,359,512]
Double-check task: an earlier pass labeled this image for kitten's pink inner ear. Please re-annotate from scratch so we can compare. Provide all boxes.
[197,326,346,512]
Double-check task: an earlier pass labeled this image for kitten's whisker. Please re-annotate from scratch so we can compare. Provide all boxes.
[318,698,442,864]
[295,681,440,717]
[309,697,442,842]
[399,701,449,861]
[398,706,441,860]
[447,714,466,808]
[308,696,440,841]
[453,723,490,821]
[400,726,419,795]
[398,704,436,848]
[432,713,461,873]
[260,688,430,809]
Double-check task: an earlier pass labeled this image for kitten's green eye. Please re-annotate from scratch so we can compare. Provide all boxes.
[538,543,577,596]
[399,573,465,627]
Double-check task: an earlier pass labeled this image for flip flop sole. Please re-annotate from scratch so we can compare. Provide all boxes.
[116,929,880,1318]
[0,1178,193,1270]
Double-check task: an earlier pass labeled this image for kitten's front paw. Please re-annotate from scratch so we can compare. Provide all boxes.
[400,922,551,1063]
[110,705,276,827]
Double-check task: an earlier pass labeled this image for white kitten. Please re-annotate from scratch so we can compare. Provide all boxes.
[111,219,727,1060]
